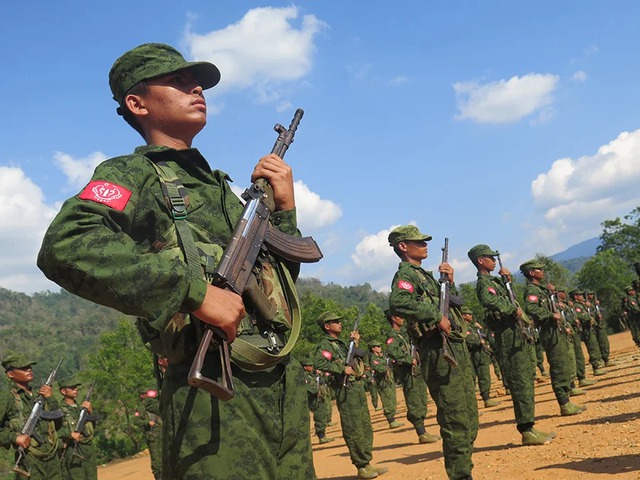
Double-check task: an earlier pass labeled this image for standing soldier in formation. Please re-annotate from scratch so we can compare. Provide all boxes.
[136,385,162,480]
[622,285,640,347]
[571,290,607,376]
[384,309,440,444]
[389,226,477,480]
[58,376,97,480]
[586,291,614,367]
[557,289,595,388]
[468,245,553,446]
[313,312,388,479]
[36,43,315,479]
[0,353,64,479]
[368,341,402,429]
[460,307,501,409]
[301,356,335,445]
[520,261,585,416]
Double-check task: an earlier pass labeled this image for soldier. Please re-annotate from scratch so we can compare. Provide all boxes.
[468,245,554,446]
[389,225,477,480]
[135,385,162,480]
[58,376,97,480]
[622,286,640,347]
[313,312,388,479]
[37,43,315,479]
[385,309,440,444]
[520,260,585,416]
[557,289,595,388]
[368,341,402,429]
[586,291,614,367]
[301,357,335,445]
[460,307,501,409]
[0,353,63,479]
[571,290,607,376]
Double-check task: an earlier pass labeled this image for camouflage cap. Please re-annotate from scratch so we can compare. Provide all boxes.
[58,375,82,390]
[625,285,635,292]
[316,311,342,328]
[369,340,382,349]
[467,244,499,262]
[388,225,432,246]
[519,260,546,275]
[2,352,36,371]
[109,43,221,108]
[460,306,473,315]
[568,288,584,297]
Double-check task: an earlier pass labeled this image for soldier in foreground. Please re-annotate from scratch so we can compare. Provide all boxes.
[389,225,477,480]
[37,43,314,479]
[314,312,388,479]
[468,245,554,445]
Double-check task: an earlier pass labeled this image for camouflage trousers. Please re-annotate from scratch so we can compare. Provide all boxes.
[394,365,428,430]
[374,375,397,423]
[161,354,315,480]
[570,327,586,380]
[147,427,162,479]
[494,324,536,429]
[595,325,610,363]
[581,326,603,369]
[334,379,373,468]
[468,348,492,400]
[421,336,478,480]
[308,394,332,437]
[15,449,63,480]
[539,324,573,405]
[61,442,98,480]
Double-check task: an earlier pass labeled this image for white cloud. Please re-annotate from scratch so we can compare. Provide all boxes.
[572,70,588,82]
[453,73,559,124]
[0,167,60,293]
[54,151,107,189]
[183,6,327,107]
[294,180,341,232]
[349,226,400,291]
[530,129,640,250]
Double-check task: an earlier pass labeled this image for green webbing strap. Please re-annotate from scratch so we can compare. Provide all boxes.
[150,161,202,283]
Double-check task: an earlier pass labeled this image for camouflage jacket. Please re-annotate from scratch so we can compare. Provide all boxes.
[60,401,94,446]
[314,334,351,386]
[475,273,518,325]
[523,281,555,327]
[388,262,442,329]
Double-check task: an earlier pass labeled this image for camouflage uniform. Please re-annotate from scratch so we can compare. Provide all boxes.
[572,294,604,374]
[622,289,640,346]
[301,359,332,442]
[135,388,162,480]
[367,347,397,426]
[37,44,314,480]
[314,328,374,469]
[587,293,611,364]
[462,315,493,404]
[389,228,477,480]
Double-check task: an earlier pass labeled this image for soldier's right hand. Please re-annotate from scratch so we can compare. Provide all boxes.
[344,366,354,376]
[438,316,451,335]
[193,284,246,343]
[516,308,524,317]
[15,435,30,448]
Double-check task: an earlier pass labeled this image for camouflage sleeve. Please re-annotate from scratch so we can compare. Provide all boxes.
[464,328,482,349]
[37,155,207,329]
[388,268,440,327]
[0,389,15,447]
[476,276,517,316]
[385,336,411,365]
[572,303,591,322]
[313,340,343,376]
[523,284,554,323]
[368,356,387,374]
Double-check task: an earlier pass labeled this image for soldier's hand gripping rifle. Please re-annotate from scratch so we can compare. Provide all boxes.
[496,253,535,342]
[548,292,566,335]
[342,312,362,387]
[410,342,420,377]
[13,357,63,478]
[438,238,458,368]
[188,109,323,401]
[71,380,96,459]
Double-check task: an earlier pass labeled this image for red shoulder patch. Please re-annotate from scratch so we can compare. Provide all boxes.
[575,308,582,313]
[373,360,379,365]
[487,287,497,295]
[321,350,332,360]
[386,337,394,345]
[79,181,132,211]
[528,295,539,303]
[397,280,414,292]
[146,389,158,398]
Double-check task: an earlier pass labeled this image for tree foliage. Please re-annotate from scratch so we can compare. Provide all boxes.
[599,206,640,265]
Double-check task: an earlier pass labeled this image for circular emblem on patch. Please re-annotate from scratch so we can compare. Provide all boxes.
[93,183,123,202]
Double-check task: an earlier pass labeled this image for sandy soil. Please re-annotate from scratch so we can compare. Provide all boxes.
[98,331,640,480]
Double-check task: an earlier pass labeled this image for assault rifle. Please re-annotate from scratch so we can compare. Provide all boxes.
[188,109,323,400]
[13,357,64,478]
[476,328,493,355]
[496,252,535,342]
[438,238,458,368]
[410,342,420,377]
[71,380,96,459]
[549,292,568,336]
[342,312,362,387]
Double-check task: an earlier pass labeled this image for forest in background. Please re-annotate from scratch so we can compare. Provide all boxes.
[1,206,639,477]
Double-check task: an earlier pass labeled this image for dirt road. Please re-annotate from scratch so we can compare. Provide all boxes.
[98,332,640,480]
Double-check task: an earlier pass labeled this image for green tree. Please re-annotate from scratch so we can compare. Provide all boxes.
[599,206,640,265]
[85,319,154,461]
[575,250,633,332]
[531,254,574,290]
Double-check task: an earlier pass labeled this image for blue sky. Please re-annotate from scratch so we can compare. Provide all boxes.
[2,1,640,295]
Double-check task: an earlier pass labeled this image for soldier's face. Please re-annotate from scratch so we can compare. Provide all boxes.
[478,256,496,271]
[400,240,428,262]
[61,386,79,399]
[7,366,33,384]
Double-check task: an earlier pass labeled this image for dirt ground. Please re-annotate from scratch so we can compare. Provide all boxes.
[98,331,640,480]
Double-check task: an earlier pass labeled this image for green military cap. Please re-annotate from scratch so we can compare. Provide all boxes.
[460,306,473,315]
[568,289,583,297]
[625,285,635,292]
[369,340,382,349]
[58,375,82,390]
[387,225,432,246]
[584,289,594,295]
[519,259,546,275]
[109,43,221,109]
[2,352,36,371]
[467,244,499,262]
[140,383,159,397]
[316,311,342,328]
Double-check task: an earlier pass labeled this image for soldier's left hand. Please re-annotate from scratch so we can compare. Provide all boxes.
[39,385,52,398]
[81,401,92,413]
[251,153,295,211]
[438,263,454,283]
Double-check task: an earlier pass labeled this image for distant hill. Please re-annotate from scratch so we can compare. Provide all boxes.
[551,237,600,262]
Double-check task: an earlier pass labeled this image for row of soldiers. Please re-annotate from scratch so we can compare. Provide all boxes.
[0,353,96,480]
[302,226,622,480]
